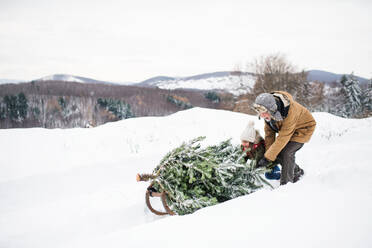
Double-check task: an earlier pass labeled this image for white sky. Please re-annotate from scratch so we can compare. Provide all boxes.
[0,0,371,82]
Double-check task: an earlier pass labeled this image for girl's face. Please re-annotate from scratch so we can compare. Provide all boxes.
[241,140,251,150]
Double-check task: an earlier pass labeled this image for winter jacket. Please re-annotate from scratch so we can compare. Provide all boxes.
[264,91,316,161]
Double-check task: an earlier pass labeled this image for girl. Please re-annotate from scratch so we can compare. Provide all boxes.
[240,121,280,180]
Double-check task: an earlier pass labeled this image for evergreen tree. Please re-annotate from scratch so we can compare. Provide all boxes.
[3,95,19,120]
[58,97,67,110]
[97,98,134,120]
[0,101,5,120]
[204,91,221,103]
[138,137,271,215]
[17,93,28,120]
[166,95,193,109]
[362,78,372,116]
[340,74,363,117]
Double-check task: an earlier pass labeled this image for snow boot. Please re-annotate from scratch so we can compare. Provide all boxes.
[293,166,304,183]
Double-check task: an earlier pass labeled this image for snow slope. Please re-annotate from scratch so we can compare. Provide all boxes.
[157,74,255,95]
[36,74,122,85]
[139,72,256,96]
[38,74,84,83]
[0,108,371,248]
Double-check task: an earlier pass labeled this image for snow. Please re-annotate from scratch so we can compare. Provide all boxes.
[64,75,84,83]
[0,108,371,248]
[38,74,84,83]
[155,74,256,95]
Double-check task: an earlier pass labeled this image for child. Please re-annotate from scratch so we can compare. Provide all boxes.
[240,121,265,162]
[240,121,280,180]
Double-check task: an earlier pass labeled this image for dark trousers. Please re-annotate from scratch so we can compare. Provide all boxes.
[277,141,304,185]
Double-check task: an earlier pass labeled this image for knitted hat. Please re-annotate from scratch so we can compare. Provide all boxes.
[240,121,256,143]
[253,93,283,121]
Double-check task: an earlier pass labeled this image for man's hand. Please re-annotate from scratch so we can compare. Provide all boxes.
[257,157,271,168]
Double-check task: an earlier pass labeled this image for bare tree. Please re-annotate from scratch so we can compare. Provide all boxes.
[249,53,318,108]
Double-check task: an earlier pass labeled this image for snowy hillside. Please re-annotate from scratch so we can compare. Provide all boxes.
[38,74,85,83]
[137,70,369,95]
[138,72,256,96]
[36,74,120,85]
[1,108,371,248]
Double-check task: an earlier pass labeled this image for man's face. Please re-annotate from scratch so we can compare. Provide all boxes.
[259,111,271,121]
[253,104,271,121]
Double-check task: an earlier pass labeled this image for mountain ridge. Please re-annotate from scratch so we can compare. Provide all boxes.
[307,70,369,84]
[1,70,368,88]
[35,74,120,85]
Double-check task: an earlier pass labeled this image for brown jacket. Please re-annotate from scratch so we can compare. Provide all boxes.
[264,91,316,161]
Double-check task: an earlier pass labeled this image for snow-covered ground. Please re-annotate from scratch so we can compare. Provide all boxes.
[0,108,371,248]
[154,74,256,96]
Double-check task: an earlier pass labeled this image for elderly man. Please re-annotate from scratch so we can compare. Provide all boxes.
[253,91,316,185]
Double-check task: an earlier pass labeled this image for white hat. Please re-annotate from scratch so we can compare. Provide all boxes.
[240,121,256,143]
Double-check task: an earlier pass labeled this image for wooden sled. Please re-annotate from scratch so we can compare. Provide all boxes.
[137,174,175,216]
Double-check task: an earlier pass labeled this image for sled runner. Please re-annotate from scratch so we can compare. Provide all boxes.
[136,174,175,216]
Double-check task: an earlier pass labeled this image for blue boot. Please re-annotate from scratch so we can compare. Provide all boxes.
[265,165,281,180]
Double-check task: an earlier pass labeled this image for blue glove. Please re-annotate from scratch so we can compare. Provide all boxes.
[265,165,281,180]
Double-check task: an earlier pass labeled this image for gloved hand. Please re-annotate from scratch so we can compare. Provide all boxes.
[257,157,271,168]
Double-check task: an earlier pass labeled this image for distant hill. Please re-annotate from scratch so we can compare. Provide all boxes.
[2,69,369,91]
[307,70,369,84]
[137,71,234,86]
[136,71,256,96]
[35,74,120,85]
[137,70,369,94]
[137,76,177,87]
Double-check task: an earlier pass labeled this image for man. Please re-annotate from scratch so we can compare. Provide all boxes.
[253,91,316,185]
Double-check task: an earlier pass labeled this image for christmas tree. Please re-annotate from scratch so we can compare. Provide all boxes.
[137,136,272,215]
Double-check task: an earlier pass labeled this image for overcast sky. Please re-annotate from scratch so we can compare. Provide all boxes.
[0,0,371,82]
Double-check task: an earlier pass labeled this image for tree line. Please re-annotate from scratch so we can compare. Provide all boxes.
[0,81,224,128]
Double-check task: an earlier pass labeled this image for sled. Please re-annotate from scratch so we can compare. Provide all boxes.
[136,174,175,216]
